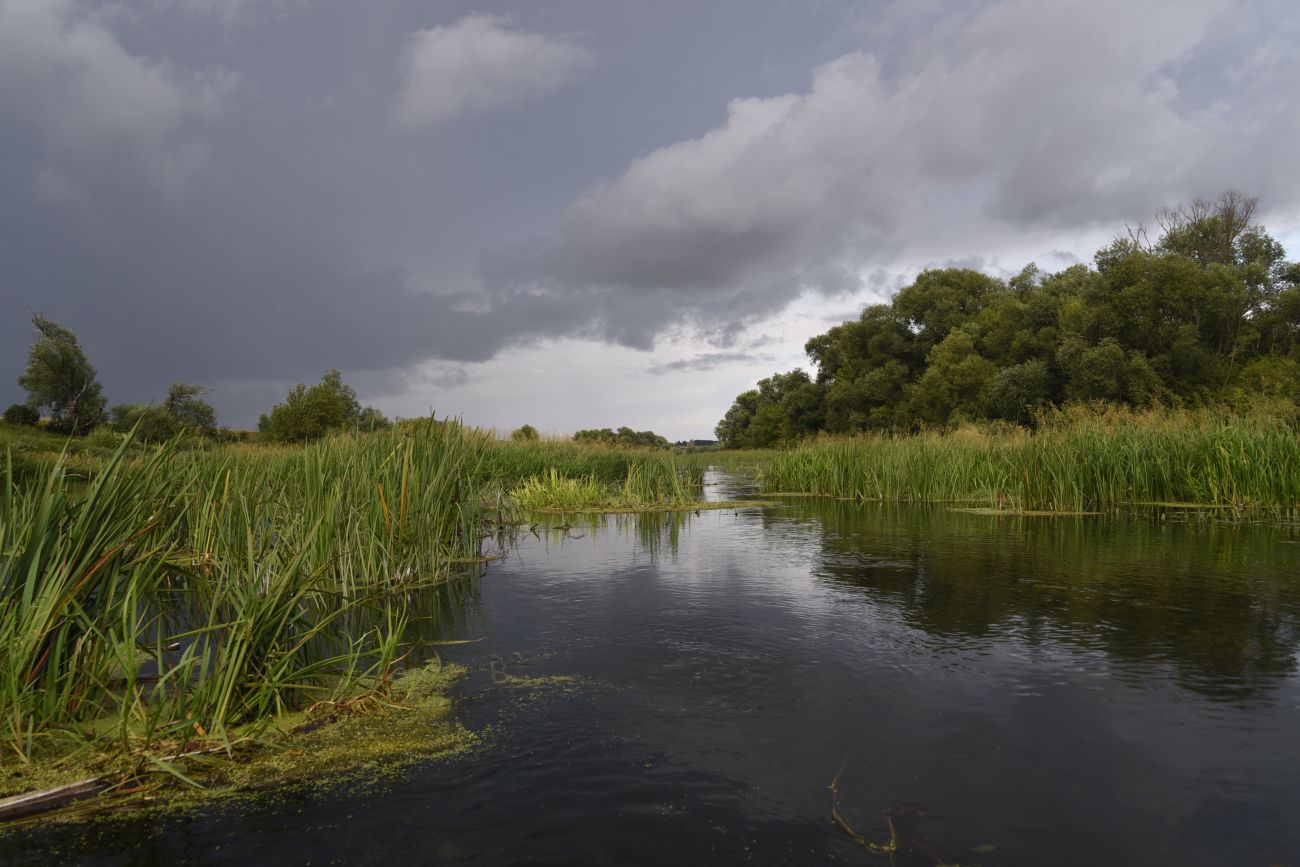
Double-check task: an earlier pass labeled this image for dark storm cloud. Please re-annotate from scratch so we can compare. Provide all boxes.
[2,0,1298,427]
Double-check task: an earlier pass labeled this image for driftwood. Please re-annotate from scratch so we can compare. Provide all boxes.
[0,778,107,822]
[0,744,233,824]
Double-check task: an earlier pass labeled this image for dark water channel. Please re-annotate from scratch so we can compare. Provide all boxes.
[8,471,1300,865]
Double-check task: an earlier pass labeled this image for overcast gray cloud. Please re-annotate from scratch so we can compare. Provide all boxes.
[1,0,1297,437]
[0,0,232,192]
[488,0,1300,346]
[395,14,593,130]
[648,351,774,376]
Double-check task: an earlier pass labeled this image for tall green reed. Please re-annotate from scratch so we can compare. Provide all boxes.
[760,407,1300,512]
[1,420,485,765]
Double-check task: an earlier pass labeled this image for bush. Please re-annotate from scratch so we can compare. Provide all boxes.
[258,370,389,443]
[3,404,40,427]
[85,426,124,451]
[110,404,181,444]
[511,424,540,442]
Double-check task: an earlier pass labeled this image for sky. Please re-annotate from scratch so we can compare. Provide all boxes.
[2,0,1298,441]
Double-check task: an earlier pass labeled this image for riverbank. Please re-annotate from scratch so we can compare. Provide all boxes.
[758,406,1300,512]
[0,421,716,817]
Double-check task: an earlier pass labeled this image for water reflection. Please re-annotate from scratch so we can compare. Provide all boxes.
[775,499,1300,702]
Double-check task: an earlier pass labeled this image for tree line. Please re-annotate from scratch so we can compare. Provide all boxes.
[716,192,1300,448]
[509,424,672,448]
[5,313,391,444]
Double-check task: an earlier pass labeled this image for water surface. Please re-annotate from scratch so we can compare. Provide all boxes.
[7,472,1300,865]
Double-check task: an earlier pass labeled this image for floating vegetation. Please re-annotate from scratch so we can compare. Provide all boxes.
[0,660,474,826]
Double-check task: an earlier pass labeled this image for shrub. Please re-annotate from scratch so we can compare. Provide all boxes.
[3,404,40,427]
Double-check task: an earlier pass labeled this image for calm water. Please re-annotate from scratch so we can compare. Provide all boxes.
[7,472,1300,865]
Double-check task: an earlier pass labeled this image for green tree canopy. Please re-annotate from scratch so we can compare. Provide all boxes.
[17,313,106,435]
[714,193,1300,446]
[258,370,389,443]
[165,383,217,433]
[511,424,540,441]
[573,427,671,448]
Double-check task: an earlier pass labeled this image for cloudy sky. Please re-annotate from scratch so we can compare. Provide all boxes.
[3,0,1298,439]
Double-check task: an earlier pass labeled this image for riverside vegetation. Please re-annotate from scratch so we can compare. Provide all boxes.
[716,193,1300,447]
[0,419,715,818]
[714,192,1300,514]
[759,405,1300,513]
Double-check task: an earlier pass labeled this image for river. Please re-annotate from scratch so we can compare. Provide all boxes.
[6,471,1300,865]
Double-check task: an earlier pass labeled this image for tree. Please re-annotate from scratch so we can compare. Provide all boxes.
[356,406,392,432]
[573,426,671,448]
[17,314,106,435]
[986,359,1056,423]
[3,403,40,426]
[258,369,385,442]
[165,383,217,433]
[110,403,180,443]
[714,370,824,447]
[511,424,540,441]
[908,330,997,426]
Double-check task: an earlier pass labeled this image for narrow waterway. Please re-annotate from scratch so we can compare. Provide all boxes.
[8,472,1300,865]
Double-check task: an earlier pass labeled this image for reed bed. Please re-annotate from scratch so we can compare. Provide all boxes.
[510,455,695,512]
[0,421,719,789]
[476,437,706,488]
[1,420,485,774]
[760,407,1300,512]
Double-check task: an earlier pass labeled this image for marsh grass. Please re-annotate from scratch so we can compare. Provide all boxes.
[0,419,486,791]
[509,454,697,512]
[0,420,726,806]
[760,406,1300,512]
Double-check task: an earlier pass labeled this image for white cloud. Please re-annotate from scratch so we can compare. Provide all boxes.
[395,14,593,130]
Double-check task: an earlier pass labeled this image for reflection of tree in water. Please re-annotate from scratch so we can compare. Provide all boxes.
[777,500,1300,702]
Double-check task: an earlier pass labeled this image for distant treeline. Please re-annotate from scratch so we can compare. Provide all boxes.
[5,310,393,444]
[574,427,671,448]
[508,424,671,447]
[716,192,1300,448]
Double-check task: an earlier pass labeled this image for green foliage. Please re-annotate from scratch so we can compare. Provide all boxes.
[759,406,1300,512]
[573,426,671,448]
[511,424,540,441]
[17,313,107,435]
[716,192,1300,444]
[356,405,393,432]
[110,403,181,443]
[713,369,825,447]
[0,421,484,763]
[105,384,218,444]
[258,369,389,442]
[3,403,39,426]
[510,457,695,512]
[165,382,217,433]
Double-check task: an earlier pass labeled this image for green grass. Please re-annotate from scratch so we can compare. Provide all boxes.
[759,406,1300,512]
[509,457,696,512]
[1,419,484,783]
[0,420,722,807]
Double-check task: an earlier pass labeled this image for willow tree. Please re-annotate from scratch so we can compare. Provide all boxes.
[17,313,106,435]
